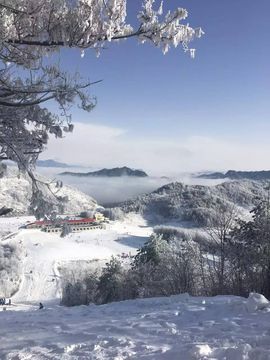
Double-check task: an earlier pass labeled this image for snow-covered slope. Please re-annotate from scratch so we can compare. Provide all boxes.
[0,168,97,215]
[1,293,270,359]
[1,217,270,359]
[1,214,152,303]
[2,178,270,359]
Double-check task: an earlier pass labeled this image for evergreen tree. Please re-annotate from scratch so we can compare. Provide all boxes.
[134,234,169,267]
[97,256,125,304]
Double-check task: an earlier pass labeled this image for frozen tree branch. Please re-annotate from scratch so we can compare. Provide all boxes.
[0,0,203,218]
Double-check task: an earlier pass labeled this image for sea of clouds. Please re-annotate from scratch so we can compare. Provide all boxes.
[37,167,224,205]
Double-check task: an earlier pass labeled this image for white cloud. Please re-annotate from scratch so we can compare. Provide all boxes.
[42,122,270,175]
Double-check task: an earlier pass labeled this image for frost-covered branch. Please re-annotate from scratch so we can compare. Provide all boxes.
[0,0,203,218]
[0,0,203,64]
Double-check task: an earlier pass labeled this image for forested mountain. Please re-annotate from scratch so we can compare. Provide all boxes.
[119,180,267,226]
[60,166,148,177]
[198,170,270,180]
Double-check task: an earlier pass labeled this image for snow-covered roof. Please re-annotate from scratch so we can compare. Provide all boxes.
[32,218,96,226]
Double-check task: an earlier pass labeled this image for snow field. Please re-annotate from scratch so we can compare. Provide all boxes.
[1,215,270,359]
[1,214,152,303]
[1,293,270,359]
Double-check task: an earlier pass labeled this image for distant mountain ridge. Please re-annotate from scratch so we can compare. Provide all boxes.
[198,170,270,181]
[37,159,72,168]
[60,166,148,177]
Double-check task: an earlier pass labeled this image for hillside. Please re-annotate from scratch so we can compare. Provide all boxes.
[198,170,270,180]
[60,166,148,177]
[119,180,267,226]
[0,214,150,301]
[0,169,97,216]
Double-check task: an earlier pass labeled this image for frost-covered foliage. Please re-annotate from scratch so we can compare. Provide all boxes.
[154,225,208,245]
[0,1,203,218]
[216,181,267,207]
[61,257,133,306]
[61,272,99,307]
[0,1,203,61]
[228,198,270,298]
[96,257,128,304]
[134,233,169,266]
[60,261,101,306]
[61,234,202,305]
[101,207,125,221]
[120,181,267,226]
[0,242,22,297]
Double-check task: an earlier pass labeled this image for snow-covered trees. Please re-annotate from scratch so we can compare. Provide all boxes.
[229,193,270,297]
[59,187,270,306]
[0,242,22,297]
[0,1,203,217]
[96,256,128,304]
[203,205,238,295]
[134,233,168,266]
[0,1,203,59]
[60,231,202,306]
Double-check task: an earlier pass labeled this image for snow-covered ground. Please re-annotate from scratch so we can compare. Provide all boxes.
[1,293,270,359]
[1,216,270,359]
[0,214,152,303]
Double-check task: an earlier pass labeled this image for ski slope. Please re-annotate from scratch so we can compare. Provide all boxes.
[1,214,152,304]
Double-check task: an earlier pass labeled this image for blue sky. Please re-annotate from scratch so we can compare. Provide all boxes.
[43,0,270,174]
